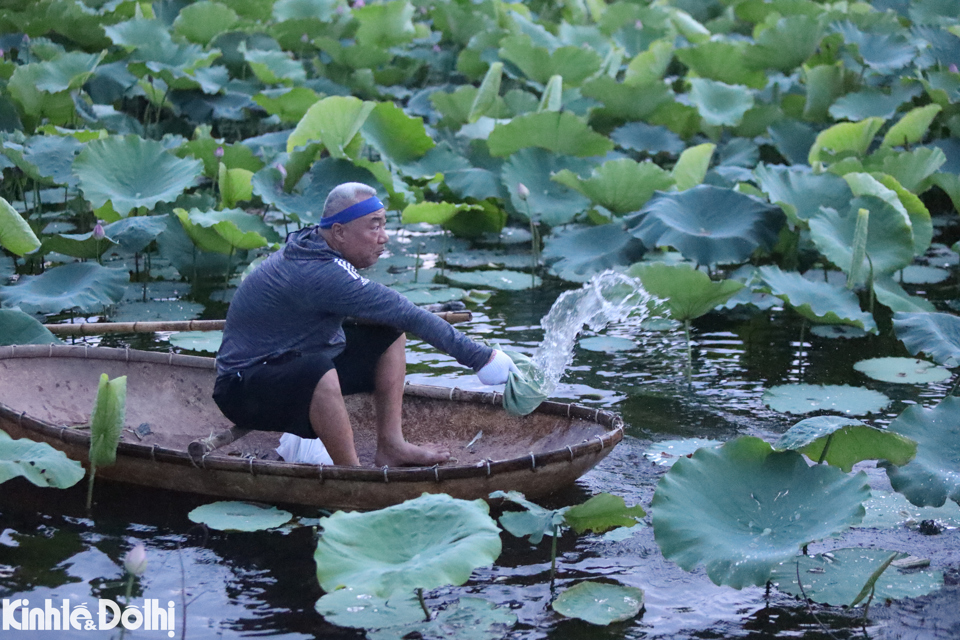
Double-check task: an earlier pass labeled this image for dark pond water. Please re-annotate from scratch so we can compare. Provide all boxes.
[2,253,960,639]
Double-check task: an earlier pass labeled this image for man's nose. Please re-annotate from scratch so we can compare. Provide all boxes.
[378,229,388,244]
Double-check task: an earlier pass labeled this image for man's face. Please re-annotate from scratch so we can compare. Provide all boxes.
[337,209,388,269]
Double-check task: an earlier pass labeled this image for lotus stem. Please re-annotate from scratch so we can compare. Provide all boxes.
[86,463,96,511]
[416,588,431,622]
[797,320,806,380]
[862,586,875,627]
[549,523,559,590]
[225,247,234,288]
[119,572,135,640]
[817,433,833,464]
[684,319,693,385]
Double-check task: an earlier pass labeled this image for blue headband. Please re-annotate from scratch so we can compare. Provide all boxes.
[319,196,384,229]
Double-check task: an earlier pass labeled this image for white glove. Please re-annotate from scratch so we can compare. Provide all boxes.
[477,350,520,385]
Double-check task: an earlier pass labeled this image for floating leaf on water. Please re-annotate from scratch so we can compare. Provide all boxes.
[169,330,223,354]
[551,581,644,625]
[652,436,870,589]
[640,317,681,331]
[444,270,541,290]
[853,357,951,384]
[188,501,293,531]
[856,490,960,529]
[366,597,517,640]
[314,587,423,630]
[899,265,950,285]
[0,262,127,315]
[579,336,636,353]
[769,548,943,606]
[763,384,890,416]
[774,416,917,472]
[643,438,723,467]
[0,430,84,488]
[603,526,640,542]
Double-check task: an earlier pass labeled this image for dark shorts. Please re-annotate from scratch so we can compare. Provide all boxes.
[213,325,403,438]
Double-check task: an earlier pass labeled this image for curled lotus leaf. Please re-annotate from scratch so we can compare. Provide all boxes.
[501,148,593,227]
[498,34,602,87]
[881,397,960,508]
[543,224,645,283]
[0,262,127,315]
[757,265,878,333]
[73,135,203,216]
[314,493,501,598]
[628,262,743,321]
[688,78,755,127]
[0,430,84,489]
[0,196,40,256]
[652,436,870,589]
[552,158,674,215]
[753,164,852,223]
[625,185,784,267]
[487,111,614,158]
[893,311,960,367]
[774,416,917,472]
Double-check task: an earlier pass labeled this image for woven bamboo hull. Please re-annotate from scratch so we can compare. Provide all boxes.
[0,345,623,510]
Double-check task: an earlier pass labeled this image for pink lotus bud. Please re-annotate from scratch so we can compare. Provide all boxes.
[353,0,364,7]
[123,543,147,576]
[93,221,105,240]
[214,146,224,158]
[517,183,530,200]
[951,64,959,74]
[0,49,5,58]
[635,20,643,30]
[274,163,287,181]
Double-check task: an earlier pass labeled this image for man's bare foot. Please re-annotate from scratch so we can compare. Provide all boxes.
[375,441,451,467]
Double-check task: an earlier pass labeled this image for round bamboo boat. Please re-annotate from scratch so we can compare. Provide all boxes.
[0,344,623,510]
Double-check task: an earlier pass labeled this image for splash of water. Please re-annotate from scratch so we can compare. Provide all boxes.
[531,270,654,396]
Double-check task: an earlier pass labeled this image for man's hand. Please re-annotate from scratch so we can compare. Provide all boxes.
[477,350,520,385]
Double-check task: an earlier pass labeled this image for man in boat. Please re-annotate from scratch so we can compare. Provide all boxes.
[213,182,518,467]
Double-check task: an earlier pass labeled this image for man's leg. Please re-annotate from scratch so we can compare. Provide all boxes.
[372,333,451,467]
[309,369,361,466]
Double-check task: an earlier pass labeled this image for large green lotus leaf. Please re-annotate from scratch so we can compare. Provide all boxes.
[893,311,960,367]
[610,122,685,155]
[73,136,203,216]
[763,384,890,416]
[543,224,645,283]
[103,215,168,254]
[742,15,823,72]
[253,87,321,124]
[881,397,960,508]
[104,18,172,51]
[672,143,715,191]
[89,373,127,468]
[551,582,644,625]
[498,34,602,86]
[629,263,743,321]
[843,173,910,222]
[401,202,483,226]
[501,148,593,226]
[179,132,265,179]
[24,134,84,189]
[7,63,79,125]
[41,232,115,261]
[390,284,465,306]
[808,200,915,282]
[176,208,278,254]
[753,164,852,223]
[651,436,870,589]
[354,0,415,48]
[0,430,84,489]
[218,166,254,209]
[881,104,941,150]
[580,75,673,123]
[188,501,293,531]
[361,101,434,169]
[774,416,917,472]
[551,158,673,215]
[758,265,878,332]
[623,38,674,86]
[0,262,127,315]
[287,96,375,156]
[0,309,59,346]
[243,47,306,86]
[444,270,541,290]
[869,173,932,256]
[873,275,936,313]
[802,63,847,123]
[490,490,567,545]
[808,118,884,167]
[314,587,423,629]
[24,50,105,93]
[314,493,501,598]
[273,0,339,21]
[0,196,40,256]
[857,490,960,529]
[854,357,950,384]
[173,1,239,45]
[625,186,785,267]
[675,41,767,89]
[487,111,613,158]
[829,87,917,121]
[252,159,381,223]
[563,493,646,535]
[767,119,818,166]
[688,78,754,127]
[868,147,946,194]
[366,597,517,640]
[770,549,943,606]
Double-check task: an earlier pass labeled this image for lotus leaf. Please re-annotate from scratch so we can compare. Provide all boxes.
[763,384,890,416]
[552,582,644,626]
[629,263,743,321]
[829,87,918,121]
[901,265,950,284]
[753,164,852,223]
[468,62,504,123]
[73,135,203,216]
[175,208,278,255]
[169,331,223,354]
[742,15,823,72]
[0,430,84,489]
[0,262,127,315]
[402,202,482,226]
[443,250,530,270]
[41,231,115,261]
[767,119,818,166]
[802,64,848,123]
[89,373,127,468]
[810,325,867,339]
[173,1,239,45]
[490,490,567,544]
[273,0,339,21]
[314,493,501,598]
[361,101,434,169]
[498,35,602,86]
[881,397,960,507]
[626,186,785,267]
[881,104,941,149]
[871,147,946,193]
[758,265,878,333]
[23,134,84,188]
[551,158,674,215]
[854,357,950,384]
[563,493,646,534]
[188,501,293,531]
[0,196,40,256]
[353,0,416,49]
[579,336,635,353]
[893,311,960,366]
[542,224,644,283]
[651,436,870,589]
[0,309,58,346]
[217,165,253,209]
[102,216,168,254]
[610,122,685,155]
[253,87,321,124]
[580,75,673,123]
[643,438,722,467]
[252,159,381,223]
[487,111,614,158]
[869,173,932,256]
[287,96,375,156]
[6,63,76,126]
[873,275,936,313]
[243,47,306,86]
[671,143,715,191]
[501,148,593,226]
[769,549,943,606]
[314,588,423,629]
[390,284,465,306]
[808,118,884,168]
[857,489,960,529]
[688,78,755,127]
[180,132,265,178]
[366,597,517,640]
[675,41,767,89]
[111,299,204,323]
[623,38,674,85]
[774,416,917,472]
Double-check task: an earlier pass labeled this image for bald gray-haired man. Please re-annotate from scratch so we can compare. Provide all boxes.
[214,182,517,467]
